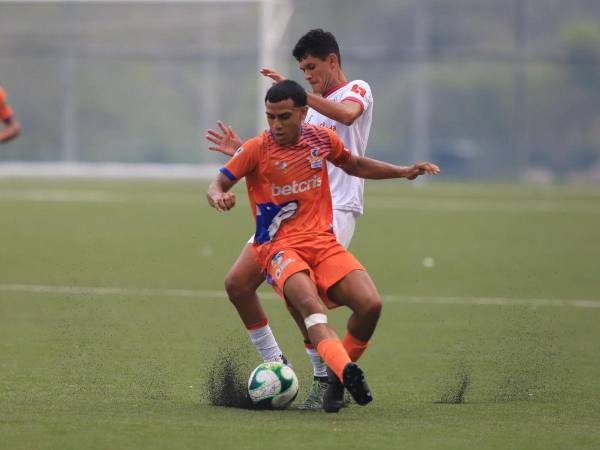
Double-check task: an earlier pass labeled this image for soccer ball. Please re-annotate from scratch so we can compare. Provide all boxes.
[247,361,299,409]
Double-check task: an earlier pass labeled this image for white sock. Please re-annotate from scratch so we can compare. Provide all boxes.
[305,345,327,378]
[247,324,283,363]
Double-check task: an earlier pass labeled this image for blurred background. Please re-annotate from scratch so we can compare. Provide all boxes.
[1,0,600,182]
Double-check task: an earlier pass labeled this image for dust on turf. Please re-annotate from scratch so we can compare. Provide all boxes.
[435,361,470,404]
[203,337,258,409]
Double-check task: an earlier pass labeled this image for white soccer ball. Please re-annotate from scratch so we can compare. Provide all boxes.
[247,361,299,409]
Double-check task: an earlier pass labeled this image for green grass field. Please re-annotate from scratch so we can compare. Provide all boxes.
[1,178,599,450]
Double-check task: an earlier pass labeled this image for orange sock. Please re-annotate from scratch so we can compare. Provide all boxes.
[316,338,351,381]
[343,331,370,362]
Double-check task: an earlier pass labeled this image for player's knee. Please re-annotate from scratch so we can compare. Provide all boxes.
[360,293,383,319]
[224,273,253,303]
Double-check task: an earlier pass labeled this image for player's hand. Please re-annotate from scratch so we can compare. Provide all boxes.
[405,162,440,180]
[260,68,286,85]
[208,191,236,212]
[205,121,242,157]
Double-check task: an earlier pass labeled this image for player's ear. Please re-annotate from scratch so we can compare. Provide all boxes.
[327,53,338,68]
[299,105,309,121]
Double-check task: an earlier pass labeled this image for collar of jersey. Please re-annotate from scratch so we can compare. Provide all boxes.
[322,81,350,98]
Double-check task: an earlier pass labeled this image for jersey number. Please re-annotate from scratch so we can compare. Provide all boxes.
[351,84,366,97]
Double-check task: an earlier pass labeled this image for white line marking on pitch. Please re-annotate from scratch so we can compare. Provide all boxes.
[1,283,599,309]
[2,189,600,214]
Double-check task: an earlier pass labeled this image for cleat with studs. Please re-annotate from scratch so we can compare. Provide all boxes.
[297,377,328,410]
[323,367,345,413]
[342,362,372,406]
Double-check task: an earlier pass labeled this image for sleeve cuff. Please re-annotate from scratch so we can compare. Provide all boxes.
[341,96,365,112]
[219,167,237,181]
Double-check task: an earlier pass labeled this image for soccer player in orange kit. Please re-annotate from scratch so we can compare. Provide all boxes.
[207,29,376,409]
[0,85,21,144]
[207,80,439,412]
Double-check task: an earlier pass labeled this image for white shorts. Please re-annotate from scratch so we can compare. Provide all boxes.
[246,209,359,249]
[332,209,359,249]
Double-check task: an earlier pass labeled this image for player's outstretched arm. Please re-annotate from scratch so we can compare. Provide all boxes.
[207,172,237,212]
[340,155,440,181]
[205,121,242,157]
[0,118,20,144]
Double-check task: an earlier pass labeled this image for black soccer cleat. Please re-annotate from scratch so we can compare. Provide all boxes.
[322,367,345,413]
[342,363,373,406]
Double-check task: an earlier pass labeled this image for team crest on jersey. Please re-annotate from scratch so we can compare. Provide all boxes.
[307,148,323,169]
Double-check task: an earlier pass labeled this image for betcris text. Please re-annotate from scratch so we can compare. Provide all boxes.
[272,175,322,197]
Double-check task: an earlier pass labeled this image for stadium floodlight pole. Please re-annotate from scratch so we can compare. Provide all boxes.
[256,0,294,133]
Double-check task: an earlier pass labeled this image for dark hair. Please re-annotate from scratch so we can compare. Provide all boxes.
[293,29,341,66]
[264,79,307,107]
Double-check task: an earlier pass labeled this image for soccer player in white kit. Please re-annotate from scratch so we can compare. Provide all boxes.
[206,29,374,409]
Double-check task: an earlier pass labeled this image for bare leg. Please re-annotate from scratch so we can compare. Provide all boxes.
[224,244,286,362]
[328,270,382,342]
[224,244,267,327]
[283,272,373,410]
[287,294,328,410]
[286,303,310,341]
[282,272,339,347]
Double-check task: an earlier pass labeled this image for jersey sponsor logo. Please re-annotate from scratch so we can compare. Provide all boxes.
[271,175,322,197]
[318,121,337,132]
[233,147,244,157]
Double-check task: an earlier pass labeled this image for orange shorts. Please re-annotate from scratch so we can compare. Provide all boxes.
[258,234,365,309]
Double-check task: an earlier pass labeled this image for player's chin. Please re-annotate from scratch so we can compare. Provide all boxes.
[273,135,287,145]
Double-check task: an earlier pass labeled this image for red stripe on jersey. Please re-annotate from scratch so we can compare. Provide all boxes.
[341,96,365,112]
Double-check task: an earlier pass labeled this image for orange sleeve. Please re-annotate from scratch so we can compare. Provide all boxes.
[220,136,262,181]
[325,128,353,166]
[0,87,14,122]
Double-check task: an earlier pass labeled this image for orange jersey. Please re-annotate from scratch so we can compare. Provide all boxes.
[221,124,352,259]
[0,86,14,122]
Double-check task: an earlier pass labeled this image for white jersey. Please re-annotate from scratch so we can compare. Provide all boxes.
[305,80,373,215]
